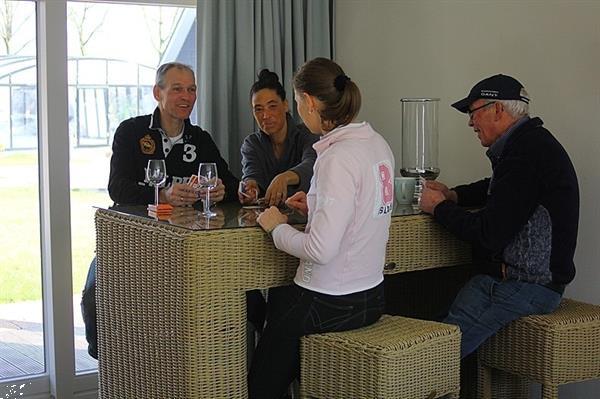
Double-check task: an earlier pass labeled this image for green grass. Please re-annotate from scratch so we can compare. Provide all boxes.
[0,151,38,166]
[0,187,110,304]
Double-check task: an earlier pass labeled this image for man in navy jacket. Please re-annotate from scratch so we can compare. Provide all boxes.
[81,63,268,360]
[420,74,579,358]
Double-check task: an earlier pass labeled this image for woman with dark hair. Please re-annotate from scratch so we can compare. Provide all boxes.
[239,69,318,207]
[248,58,395,399]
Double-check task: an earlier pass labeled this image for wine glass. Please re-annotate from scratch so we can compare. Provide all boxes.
[198,162,218,217]
[146,159,167,206]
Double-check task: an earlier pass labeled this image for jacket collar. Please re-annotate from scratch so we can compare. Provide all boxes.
[313,122,371,155]
[148,106,193,143]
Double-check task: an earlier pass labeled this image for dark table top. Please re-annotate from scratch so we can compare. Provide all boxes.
[97,200,421,231]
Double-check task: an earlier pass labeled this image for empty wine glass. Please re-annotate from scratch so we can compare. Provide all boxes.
[146,159,167,206]
[198,162,218,217]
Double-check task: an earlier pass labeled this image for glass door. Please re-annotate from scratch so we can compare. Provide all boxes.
[0,0,44,381]
[66,0,197,374]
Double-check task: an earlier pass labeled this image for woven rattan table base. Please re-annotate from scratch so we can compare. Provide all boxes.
[95,209,471,398]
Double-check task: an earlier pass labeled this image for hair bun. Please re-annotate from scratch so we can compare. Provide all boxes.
[258,69,279,84]
[334,74,350,91]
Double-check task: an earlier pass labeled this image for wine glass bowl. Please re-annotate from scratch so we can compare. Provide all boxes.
[146,159,167,206]
[197,162,218,217]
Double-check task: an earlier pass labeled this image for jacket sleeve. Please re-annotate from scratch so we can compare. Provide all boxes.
[273,150,356,264]
[288,126,318,194]
[453,178,490,207]
[240,135,270,193]
[108,121,154,205]
[434,152,541,252]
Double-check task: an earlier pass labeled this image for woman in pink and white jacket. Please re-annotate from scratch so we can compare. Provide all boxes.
[249,57,395,399]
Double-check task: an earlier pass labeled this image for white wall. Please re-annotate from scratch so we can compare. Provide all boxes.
[335,0,599,397]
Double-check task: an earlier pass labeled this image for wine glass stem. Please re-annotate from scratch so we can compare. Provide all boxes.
[204,189,210,214]
[155,185,159,206]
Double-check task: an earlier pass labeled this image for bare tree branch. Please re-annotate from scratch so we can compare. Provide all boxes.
[1,1,15,54]
[142,6,182,64]
[68,4,107,57]
[0,1,33,55]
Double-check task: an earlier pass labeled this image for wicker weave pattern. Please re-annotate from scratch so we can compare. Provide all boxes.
[300,315,461,399]
[385,215,471,274]
[95,209,471,399]
[478,298,600,399]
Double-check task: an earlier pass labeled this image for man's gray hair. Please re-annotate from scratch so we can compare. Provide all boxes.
[499,88,530,119]
[155,62,195,88]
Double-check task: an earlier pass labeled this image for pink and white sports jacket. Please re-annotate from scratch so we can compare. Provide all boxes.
[272,122,395,295]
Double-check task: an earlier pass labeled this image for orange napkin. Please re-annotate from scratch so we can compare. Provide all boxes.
[147,203,174,217]
[147,210,171,220]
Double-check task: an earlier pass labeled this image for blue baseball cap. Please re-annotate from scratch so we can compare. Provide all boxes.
[451,74,530,113]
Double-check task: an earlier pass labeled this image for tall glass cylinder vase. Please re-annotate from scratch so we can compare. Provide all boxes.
[400,98,440,205]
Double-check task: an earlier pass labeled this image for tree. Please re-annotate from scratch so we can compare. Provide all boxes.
[0,0,32,55]
[142,6,182,64]
[68,3,107,57]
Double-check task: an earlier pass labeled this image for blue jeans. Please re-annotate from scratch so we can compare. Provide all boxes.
[81,257,98,359]
[248,282,385,399]
[444,274,562,358]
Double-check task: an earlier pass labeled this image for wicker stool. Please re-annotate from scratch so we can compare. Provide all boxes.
[478,298,600,399]
[300,315,461,399]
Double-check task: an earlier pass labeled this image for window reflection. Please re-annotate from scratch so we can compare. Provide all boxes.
[65,1,197,373]
[0,0,44,380]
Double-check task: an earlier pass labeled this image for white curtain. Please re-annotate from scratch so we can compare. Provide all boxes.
[197,0,334,176]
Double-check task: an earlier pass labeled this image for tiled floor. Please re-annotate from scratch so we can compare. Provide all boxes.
[0,296,97,379]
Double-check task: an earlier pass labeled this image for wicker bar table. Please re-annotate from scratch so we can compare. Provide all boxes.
[94,202,471,399]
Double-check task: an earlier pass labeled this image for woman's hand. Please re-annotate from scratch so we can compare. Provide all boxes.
[285,191,308,216]
[257,206,288,234]
[264,171,297,206]
[238,179,259,205]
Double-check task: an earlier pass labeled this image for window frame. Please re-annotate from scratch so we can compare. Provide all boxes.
[0,0,196,397]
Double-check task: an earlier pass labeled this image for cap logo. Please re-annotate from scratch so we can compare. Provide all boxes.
[480,89,499,97]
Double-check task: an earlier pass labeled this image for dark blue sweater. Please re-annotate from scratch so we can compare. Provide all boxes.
[434,117,579,285]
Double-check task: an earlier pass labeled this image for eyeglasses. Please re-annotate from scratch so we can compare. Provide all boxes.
[467,101,496,119]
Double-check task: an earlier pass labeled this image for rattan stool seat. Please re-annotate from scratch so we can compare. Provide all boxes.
[300,314,461,399]
[478,298,600,399]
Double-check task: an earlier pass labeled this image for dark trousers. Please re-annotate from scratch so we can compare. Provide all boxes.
[81,257,266,360]
[248,282,385,399]
[81,258,98,359]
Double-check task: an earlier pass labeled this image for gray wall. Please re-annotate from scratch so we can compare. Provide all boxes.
[335,0,599,397]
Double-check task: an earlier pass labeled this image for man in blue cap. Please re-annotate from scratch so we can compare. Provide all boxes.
[420,74,580,358]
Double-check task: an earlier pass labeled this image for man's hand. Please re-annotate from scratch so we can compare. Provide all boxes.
[420,183,447,214]
[238,179,259,205]
[161,182,197,207]
[424,180,458,203]
[285,191,308,216]
[196,178,226,203]
[257,206,288,234]
[264,171,298,206]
